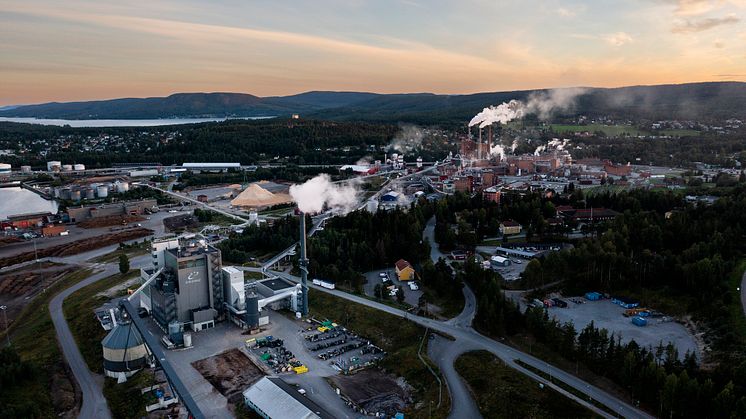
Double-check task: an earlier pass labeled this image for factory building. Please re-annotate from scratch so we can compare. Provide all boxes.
[145,239,224,332]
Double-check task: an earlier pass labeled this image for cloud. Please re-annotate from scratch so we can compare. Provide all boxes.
[672,14,740,33]
[602,32,634,46]
[670,0,717,16]
[714,39,725,48]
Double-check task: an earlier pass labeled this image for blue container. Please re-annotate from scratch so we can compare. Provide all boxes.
[631,316,647,327]
[585,292,601,301]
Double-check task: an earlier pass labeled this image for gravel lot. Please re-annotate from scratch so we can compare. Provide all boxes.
[547,299,699,359]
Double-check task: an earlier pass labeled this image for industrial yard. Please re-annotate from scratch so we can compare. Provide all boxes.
[545,297,700,359]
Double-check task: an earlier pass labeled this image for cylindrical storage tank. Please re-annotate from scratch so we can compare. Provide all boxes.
[62,164,73,172]
[245,292,260,328]
[85,188,95,200]
[249,211,258,224]
[60,188,72,200]
[74,164,85,171]
[70,189,81,201]
[116,181,130,192]
[0,163,11,174]
[47,161,61,171]
[97,185,109,198]
[183,332,192,348]
[101,322,149,378]
[168,322,183,345]
[53,188,62,198]
[21,165,31,173]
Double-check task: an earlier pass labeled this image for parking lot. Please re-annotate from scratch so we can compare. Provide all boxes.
[546,298,699,359]
[489,258,528,281]
[362,268,422,307]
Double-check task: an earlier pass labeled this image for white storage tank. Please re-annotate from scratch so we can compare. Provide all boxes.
[0,163,11,174]
[21,165,31,173]
[183,332,192,348]
[115,181,130,192]
[97,185,109,198]
[70,189,81,201]
[62,164,73,172]
[47,161,61,172]
[366,199,378,213]
[85,188,95,200]
[74,164,86,171]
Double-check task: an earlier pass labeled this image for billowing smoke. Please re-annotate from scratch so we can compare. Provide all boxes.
[547,138,570,150]
[389,124,424,153]
[490,144,506,161]
[355,156,372,166]
[526,88,588,120]
[289,174,360,214]
[469,88,588,130]
[535,138,570,156]
[510,139,519,154]
[468,100,525,128]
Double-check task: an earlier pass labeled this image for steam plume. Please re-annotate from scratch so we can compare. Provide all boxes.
[290,174,360,214]
[469,87,588,129]
[389,124,424,153]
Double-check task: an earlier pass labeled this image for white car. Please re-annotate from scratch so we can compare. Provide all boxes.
[168,210,178,213]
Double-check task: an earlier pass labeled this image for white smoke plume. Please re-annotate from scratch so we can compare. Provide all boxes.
[468,100,525,128]
[510,139,518,153]
[533,145,546,156]
[490,144,506,161]
[525,88,588,120]
[389,124,424,153]
[469,88,588,129]
[547,138,571,150]
[289,174,360,214]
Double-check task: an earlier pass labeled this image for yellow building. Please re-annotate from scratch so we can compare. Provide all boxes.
[395,259,415,281]
[499,220,522,235]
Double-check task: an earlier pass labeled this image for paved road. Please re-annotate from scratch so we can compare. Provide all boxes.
[271,269,651,419]
[48,253,150,419]
[427,335,482,419]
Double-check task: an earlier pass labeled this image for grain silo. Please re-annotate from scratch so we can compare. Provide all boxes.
[101,321,150,379]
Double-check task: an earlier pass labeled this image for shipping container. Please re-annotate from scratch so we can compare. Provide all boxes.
[631,316,647,327]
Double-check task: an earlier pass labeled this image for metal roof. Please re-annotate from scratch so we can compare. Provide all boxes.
[101,322,145,350]
[182,162,241,168]
[243,376,334,419]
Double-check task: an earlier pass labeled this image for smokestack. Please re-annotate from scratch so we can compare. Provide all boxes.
[478,128,482,161]
[298,212,309,316]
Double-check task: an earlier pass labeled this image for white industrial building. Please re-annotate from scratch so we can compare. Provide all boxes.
[243,376,334,419]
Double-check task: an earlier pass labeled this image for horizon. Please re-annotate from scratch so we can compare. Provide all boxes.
[2,1,746,106]
[5,79,746,108]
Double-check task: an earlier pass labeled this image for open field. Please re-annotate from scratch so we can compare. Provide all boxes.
[456,350,595,418]
[551,123,646,136]
[0,269,92,418]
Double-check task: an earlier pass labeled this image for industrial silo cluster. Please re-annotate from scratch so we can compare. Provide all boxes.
[52,180,130,202]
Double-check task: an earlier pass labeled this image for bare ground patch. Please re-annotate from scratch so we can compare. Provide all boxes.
[329,369,411,415]
[191,348,265,404]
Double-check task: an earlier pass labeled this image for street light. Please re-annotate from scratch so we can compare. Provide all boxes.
[0,305,9,346]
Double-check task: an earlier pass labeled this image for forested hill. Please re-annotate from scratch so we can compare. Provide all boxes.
[2,82,745,122]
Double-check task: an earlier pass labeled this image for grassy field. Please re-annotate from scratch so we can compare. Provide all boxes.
[582,184,629,197]
[0,269,92,417]
[91,245,149,264]
[308,291,450,418]
[455,351,596,418]
[551,124,646,136]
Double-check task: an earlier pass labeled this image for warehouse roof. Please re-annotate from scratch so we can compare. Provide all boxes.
[182,162,241,168]
[243,376,334,419]
[101,322,144,350]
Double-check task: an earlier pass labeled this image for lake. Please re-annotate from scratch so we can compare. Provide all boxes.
[0,116,275,127]
[0,187,58,219]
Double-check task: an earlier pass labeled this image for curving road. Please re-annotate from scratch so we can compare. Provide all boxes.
[270,269,651,419]
[49,253,151,419]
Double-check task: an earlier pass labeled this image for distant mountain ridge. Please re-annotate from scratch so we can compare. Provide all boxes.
[2,82,745,121]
